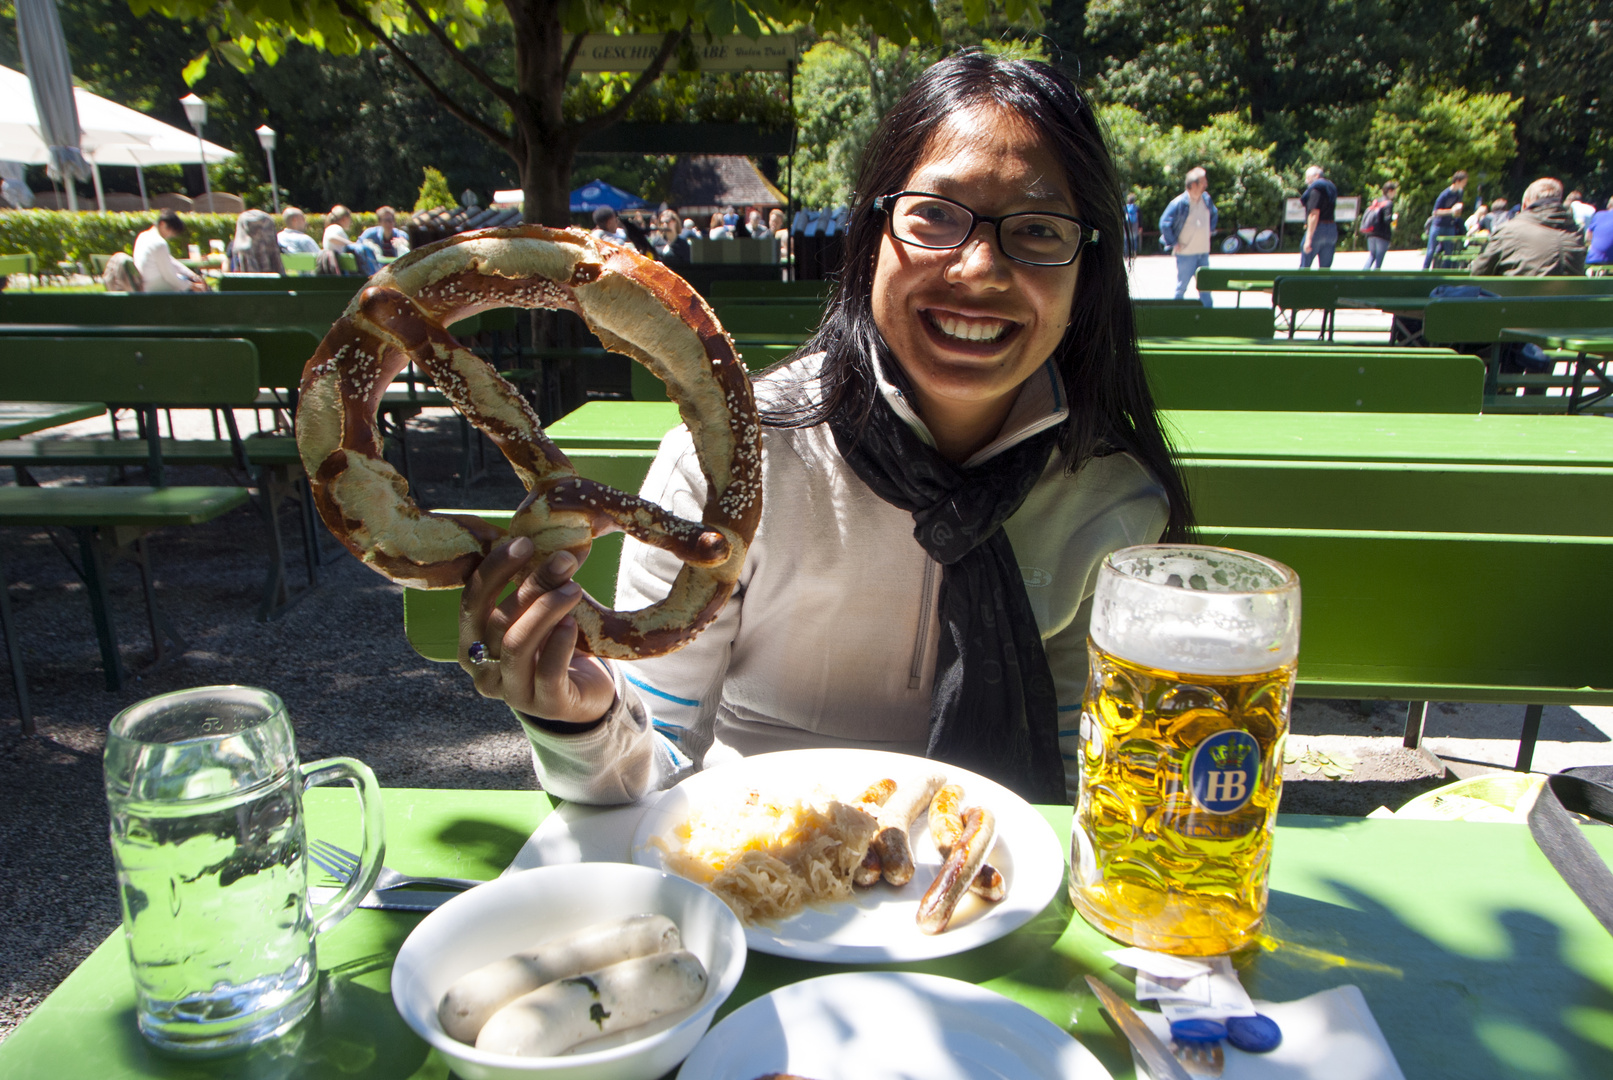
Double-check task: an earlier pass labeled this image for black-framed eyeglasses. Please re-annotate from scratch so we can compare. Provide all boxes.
[874,191,1097,267]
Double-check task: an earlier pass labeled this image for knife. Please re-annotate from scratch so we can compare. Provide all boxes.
[311,885,466,912]
[1085,975,1192,1080]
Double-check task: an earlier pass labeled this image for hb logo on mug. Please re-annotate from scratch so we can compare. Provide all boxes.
[1189,730,1262,814]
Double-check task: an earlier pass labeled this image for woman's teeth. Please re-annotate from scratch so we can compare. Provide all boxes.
[932,314,1010,342]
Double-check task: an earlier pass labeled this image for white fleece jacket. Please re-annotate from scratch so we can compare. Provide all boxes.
[518,354,1170,804]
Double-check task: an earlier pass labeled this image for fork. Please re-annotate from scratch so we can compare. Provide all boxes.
[1170,1037,1224,1077]
[308,839,485,893]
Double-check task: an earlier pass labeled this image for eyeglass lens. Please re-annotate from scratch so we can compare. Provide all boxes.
[888,194,1082,265]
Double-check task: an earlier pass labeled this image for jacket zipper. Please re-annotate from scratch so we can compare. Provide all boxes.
[910,557,938,690]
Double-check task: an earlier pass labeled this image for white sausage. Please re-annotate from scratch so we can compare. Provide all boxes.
[438,914,680,1044]
[474,949,708,1057]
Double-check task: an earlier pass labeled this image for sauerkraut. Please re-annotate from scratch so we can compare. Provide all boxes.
[654,789,879,924]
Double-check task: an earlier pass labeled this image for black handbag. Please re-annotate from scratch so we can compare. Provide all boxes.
[1529,766,1613,935]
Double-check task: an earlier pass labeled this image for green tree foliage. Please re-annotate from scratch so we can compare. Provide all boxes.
[1361,83,1519,239]
[1100,106,1286,239]
[414,166,457,211]
[789,0,1047,209]
[120,0,943,224]
[0,0,517,211]
[1049,0,1609,202]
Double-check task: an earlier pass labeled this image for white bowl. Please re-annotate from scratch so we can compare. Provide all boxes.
[391,862,747,1080]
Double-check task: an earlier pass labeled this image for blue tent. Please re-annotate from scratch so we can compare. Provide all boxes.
[569,178,649,213]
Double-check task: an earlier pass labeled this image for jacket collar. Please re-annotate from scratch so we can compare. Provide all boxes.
[867,349,1069,469]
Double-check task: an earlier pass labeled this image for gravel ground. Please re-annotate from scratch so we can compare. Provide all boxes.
[0,407,1558,1043]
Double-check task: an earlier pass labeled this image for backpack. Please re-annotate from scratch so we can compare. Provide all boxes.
[1359,199,1387,235]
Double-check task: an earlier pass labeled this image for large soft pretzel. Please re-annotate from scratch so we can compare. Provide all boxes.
[295,225,762,660]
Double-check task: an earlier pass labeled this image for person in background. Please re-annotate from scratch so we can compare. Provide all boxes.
[721,205,740,231]
[768,207,790,260]
[1299,165,1339,269]
[1424,170,1468,268]
[1566,190,1597,232]
[321,205,380,276]
[1585,197,1613,274]
[744,208,767,238]
[1478,197,1511,234]
[277,207,320,254]
[1359,181,1398,269]
[681,217,700,240]
[590,206,627,243]
[133,209,205,292]
[708,212,732,240]
[1469,177,1586,277]
[358,206,411,259]
[230,209,284,273]
[1123,192,1140,258]
[1158,166,1216,306]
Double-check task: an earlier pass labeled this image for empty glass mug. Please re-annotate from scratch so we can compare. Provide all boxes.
[1070,545,1300,955]
[104,686,384,1054]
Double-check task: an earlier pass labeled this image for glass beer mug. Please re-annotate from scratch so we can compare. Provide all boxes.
[1070,545,1300,955]
[103,686,384,1054]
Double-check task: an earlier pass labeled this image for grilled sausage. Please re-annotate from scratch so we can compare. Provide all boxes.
[917,807,996,935]
[872,772,945,887]
[853,846,883,887]
[927,784,1006,903]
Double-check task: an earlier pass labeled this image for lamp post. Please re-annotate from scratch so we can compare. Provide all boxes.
[256,125,280,215]
[179,93,212,208]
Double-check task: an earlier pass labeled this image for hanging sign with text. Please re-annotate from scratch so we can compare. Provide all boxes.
[572,34,799,72]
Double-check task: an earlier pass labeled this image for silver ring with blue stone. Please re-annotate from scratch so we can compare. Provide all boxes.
[467,640,495,666]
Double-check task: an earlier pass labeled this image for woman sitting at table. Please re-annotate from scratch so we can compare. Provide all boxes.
[459,52,1194,806]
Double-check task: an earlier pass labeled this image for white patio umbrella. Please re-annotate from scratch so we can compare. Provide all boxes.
[0,65,233,210]
[12,0,89,208]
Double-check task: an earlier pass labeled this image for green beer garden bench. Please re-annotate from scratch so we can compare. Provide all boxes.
[705,280,831,301]
[1419,296,1613,411]
[442,404,1613,770]
[1275,274,1613,340]
[1134,305,1273,339]
[0,337,320,622]
[1141,348,1481,412]
[0,485,250,726]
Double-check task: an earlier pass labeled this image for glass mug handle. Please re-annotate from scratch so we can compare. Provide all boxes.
[301,757,386,938]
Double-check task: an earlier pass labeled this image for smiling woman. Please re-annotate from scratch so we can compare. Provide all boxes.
[458,51,1196,808]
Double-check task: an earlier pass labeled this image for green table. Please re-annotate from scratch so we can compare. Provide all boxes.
[0,400,105,439]
[3,786,1610,1079]
[1500,327,1613,414]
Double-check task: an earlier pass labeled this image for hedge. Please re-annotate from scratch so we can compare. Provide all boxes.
[0,210,377,271]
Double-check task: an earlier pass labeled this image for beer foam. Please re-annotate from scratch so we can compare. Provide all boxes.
[1090,545,1300,676]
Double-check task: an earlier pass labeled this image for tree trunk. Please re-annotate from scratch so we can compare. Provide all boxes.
[506,0,577,227]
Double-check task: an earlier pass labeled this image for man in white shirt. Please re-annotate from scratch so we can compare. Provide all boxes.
[132,210,205,293]
[1158,167,1217,306]
[277,207,320,254]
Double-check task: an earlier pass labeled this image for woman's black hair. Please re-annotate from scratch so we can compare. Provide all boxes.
[763,50,1194,542]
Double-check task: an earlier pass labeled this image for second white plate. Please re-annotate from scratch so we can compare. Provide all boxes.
[629,748,1066,962]
[677,971,1112,1080]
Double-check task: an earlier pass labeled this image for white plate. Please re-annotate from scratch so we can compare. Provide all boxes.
[677,972,1112,1080]
[629,748,1065,962]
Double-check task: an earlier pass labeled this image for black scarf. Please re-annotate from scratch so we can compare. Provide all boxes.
[829,376,1066,804]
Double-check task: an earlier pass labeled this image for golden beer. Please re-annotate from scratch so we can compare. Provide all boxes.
[1069,546,1300,956]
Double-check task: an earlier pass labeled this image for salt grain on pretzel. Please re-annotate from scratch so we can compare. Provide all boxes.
[296,225,762,659]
